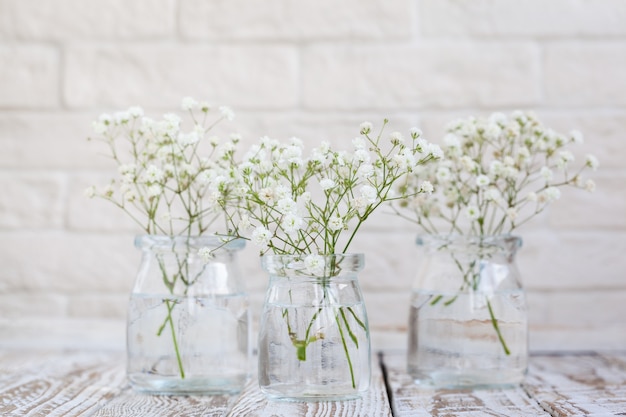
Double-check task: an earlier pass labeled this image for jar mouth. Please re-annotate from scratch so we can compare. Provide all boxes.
[416,234,522,254]
[135,234,246,251]
[261,253,365,276]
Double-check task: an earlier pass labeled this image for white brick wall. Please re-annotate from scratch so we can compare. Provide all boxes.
[1,0,625,352]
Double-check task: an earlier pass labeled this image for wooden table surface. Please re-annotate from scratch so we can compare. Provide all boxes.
[1,349,625,416]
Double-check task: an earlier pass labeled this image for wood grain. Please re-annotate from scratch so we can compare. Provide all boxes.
[2,349,626,416]
[0,350,126,417]
[523,351,626,416]
[226,354,392,417]
[382,351,549,416]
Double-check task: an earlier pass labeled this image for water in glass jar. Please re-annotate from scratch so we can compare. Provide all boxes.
[127,293,250,394]
[258,301,370,400]
[407,289,528,388]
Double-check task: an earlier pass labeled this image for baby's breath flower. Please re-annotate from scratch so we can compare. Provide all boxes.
[181,97,197,111]
[359,121,373,135]
[419,181,434,194]
[84,186,96,198]
[585,179,596,192]
[198,247,214,262]
[319,178,335,190]
[541,167,553,181]
[466,205,480,220]
[282,213,303,236]
[475,175,490,188]
[219,106,235,121]
[304,254,325,276]
[393,110,598,237]
[328,214,344,232]
[390,131,404,145]
[252,226,272,247]
[585,154,599,170]
[410,127,422,139]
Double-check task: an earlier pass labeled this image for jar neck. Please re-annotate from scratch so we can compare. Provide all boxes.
[261,254,364,278]
[135,234,245,253]
[416,234,522,259]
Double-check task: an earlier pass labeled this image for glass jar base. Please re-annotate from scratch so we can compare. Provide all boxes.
[260,385,364,402]
[409,369,525,389]
[129,374,247,395]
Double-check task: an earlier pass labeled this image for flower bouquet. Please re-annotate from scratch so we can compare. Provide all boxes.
[230,121,441,399]
[87,98,251,394]
[393,111,599,387]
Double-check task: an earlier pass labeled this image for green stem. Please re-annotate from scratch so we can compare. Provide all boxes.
[487,299,510,356]
[336,311,356,389]
[160,299,185,378]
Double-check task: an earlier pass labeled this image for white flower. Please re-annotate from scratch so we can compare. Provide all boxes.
[570,130,584,144]
[410,127,422,138]
[258,187,275,205]
[298,192,312,205]
[389,131,404,144]
[360,185,377,204]
[92,121,108,134]
[276,198,297,214]
[489,160,504,177]
[444,134,461,149]
[475,175,490,188]
[465,205,480,220]
[558,151,575,169]
[585,154,599,170]
[436,167,451,182]
[540,187,561,203]
[427,143,444,159]
[147,184,162,197]
[238,214,252,231]
[419,181,434,194]
[219,106,235,121]
[585,179,596,192]
[541,167,553,181]
[526,192,538,202]
[460,156,477,172]
[352,137,366,150]
[485,187,502,202]
[84,186,96,198]
[327,214,344,231]
[198,247,214,262]
[319,178,336,190]
[353,149,371,164]
[281,213,303,235]
[181,97,197,111]
[352,164,371,180]
[128,107,144,118]
[506,207,517,221]
[359,121,373,135]
[304,254,325,276]
[252,226,272,247]
[143,165,164,183]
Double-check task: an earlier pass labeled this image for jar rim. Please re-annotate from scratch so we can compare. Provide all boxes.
[416,234,522,253]
[261,253,365,276]
[134,234,246,251]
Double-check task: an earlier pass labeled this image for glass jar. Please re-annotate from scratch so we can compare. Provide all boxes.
[258,254,371,401]
[127,235,250,395]
[407,235,528,388]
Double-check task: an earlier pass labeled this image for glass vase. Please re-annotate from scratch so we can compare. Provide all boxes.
[407,235,528,388]
[258,254,371,401]
[127,235,250,395]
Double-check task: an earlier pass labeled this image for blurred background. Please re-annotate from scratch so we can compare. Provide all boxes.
[0,0,624,351]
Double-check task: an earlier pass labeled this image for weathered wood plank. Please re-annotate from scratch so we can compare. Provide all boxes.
[0,350,126,417]
[90,386,239,417]
[382,351,549,416]
[523,352,626,416]
[226,354,392,417]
